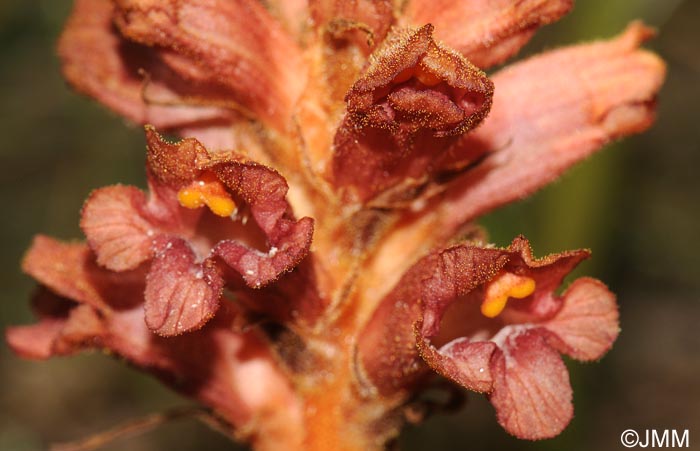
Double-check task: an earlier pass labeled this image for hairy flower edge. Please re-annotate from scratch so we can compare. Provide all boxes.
[357,236,619,439]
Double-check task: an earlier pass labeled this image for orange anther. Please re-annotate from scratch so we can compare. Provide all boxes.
[177,172,236,217]
[480,271,536,318]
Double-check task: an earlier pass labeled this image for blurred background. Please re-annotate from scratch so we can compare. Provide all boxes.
[0,1,698,450]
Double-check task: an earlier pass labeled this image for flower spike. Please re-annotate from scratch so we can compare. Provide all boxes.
[10,2,663,448]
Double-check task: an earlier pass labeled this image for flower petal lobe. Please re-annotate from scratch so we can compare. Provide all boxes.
[81,185,154,271]
[489,328,573,439]
[405,0,573,68]
[144,237,223,336]
[544,277,619,361]
[431,22,666,237]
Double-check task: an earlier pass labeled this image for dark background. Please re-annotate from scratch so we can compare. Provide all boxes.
[1,1,698,450]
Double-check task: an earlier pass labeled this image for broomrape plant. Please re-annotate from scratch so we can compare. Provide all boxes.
[7,0,665,449]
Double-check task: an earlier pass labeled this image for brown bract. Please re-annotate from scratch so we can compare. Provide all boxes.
[344,24,493,135]
[332,24,494,204]
[8,0,667,449]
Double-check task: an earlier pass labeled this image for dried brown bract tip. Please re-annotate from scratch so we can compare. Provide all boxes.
[346,24,493,137]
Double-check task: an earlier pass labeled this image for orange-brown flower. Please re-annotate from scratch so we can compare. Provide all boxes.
[7,0,665,449]
[80,127,315,336]
[357,237,619,439]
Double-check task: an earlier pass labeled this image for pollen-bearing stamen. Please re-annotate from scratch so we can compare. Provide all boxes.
[177,172,237,217]
[481,271,536,318]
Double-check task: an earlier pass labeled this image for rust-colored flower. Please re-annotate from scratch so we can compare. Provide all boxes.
[7,0,664,450]
[357,237,618,439]
[80,126,314,335]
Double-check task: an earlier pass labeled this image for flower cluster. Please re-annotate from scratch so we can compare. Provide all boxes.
[7,0,664,449]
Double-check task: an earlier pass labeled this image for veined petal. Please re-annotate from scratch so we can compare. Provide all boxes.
[81,185,155,271]
[489,328,573,439]
[114,0,307,130]
[404,0,573,68]
[58,0,228,128]
[208,160,315,288]
[399,22,665,243]
[144,237,224,336]
[417,337,497,393]
[144,128,315,289]
[21,236,145,311]
[543,277,619,361]
[8,265,304,447]
[80,179,197,273]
